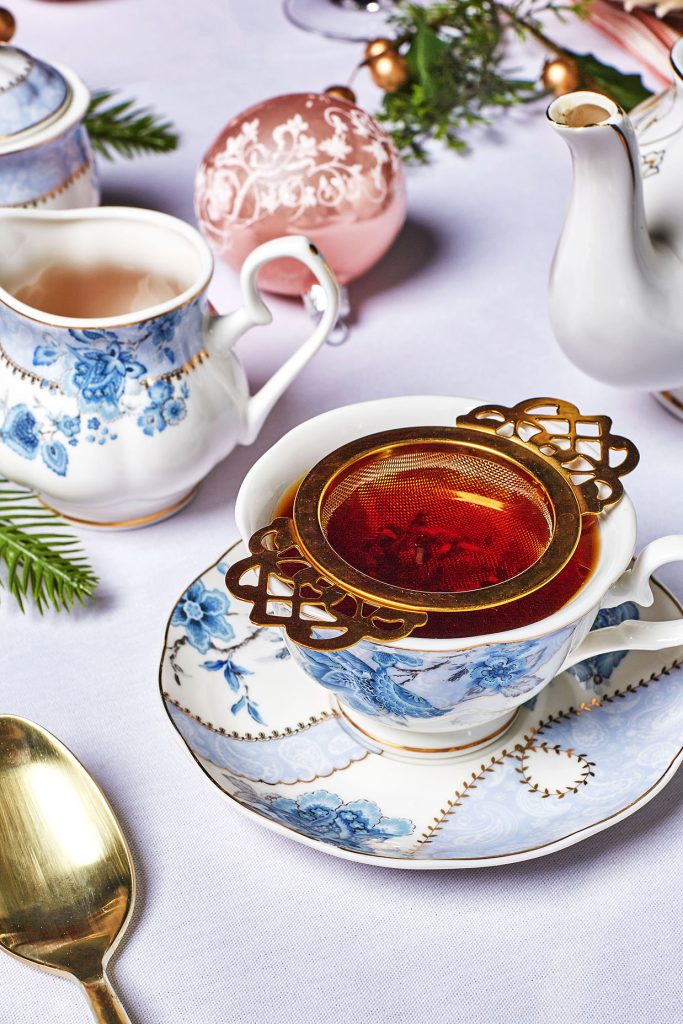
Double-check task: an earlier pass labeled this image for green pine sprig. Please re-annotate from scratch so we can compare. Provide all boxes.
[85,90,179,161]
[0,480,98,613]
[374,0,652,162]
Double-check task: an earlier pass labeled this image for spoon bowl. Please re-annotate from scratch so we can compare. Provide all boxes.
[0,716,135,1023]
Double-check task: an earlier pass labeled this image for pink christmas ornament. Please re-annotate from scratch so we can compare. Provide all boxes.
[195,92,406,296]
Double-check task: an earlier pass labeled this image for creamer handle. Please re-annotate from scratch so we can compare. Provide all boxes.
[205,236,339,445]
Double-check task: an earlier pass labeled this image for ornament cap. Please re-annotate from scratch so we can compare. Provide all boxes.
[364,37,394,61]
[542,56,581,97]
[0,7,15,44]
[324,84,357,104]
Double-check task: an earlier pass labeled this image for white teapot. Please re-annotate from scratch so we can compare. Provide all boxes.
[0,207,339,526]
[0,44,98,208]
[548,39,683,417]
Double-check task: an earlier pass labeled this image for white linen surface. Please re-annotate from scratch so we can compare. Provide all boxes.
[1,2,681,1022]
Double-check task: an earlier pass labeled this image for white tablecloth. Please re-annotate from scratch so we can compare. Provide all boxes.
[2,2,682,1021]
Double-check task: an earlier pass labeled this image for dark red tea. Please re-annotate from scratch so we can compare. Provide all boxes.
[320,446,555,595]
[274,474,600,640]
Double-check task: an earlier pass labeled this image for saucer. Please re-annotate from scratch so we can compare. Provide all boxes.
[159,541,683,868]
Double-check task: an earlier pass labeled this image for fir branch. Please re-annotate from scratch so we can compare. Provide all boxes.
[0,481,98,613]
[373,0,651,161]
[85,90,179,161]
[377,0,544,161]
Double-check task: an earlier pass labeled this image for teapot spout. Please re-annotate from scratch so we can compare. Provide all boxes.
[548,91,683,390]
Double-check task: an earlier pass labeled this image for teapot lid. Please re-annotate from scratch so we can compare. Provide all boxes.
[0,46,70,139]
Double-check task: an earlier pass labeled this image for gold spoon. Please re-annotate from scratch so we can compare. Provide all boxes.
[0,715,135,1023]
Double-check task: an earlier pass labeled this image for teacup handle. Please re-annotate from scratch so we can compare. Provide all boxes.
[206,235,340,445]
[561,535,683,670]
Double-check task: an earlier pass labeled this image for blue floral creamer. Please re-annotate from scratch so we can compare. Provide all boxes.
[0,208,339,525]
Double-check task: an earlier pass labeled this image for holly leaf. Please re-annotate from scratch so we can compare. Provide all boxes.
[406,25,452,100]
[573,52,652,111]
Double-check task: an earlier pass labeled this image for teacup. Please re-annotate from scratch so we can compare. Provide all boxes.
[234,396,683,759]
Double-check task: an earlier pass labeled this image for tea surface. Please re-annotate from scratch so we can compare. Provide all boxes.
[320,450,553,595]
[14,264,183,318]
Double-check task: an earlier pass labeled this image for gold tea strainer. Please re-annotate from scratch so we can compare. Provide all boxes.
[226,399,639,651]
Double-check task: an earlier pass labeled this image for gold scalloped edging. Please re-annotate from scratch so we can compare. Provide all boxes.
[0,344,60,389]
[162,691,337,742]
[143,347,209,385]
[0,52,33,94]
[0,339,209,398]
[0,341,208,392]
[409,659,681,854]
[199,747,371,789]
[11,155,93,209]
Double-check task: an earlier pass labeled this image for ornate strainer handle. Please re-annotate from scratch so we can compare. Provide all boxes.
[455,397,639,513]
[225,519,427,652]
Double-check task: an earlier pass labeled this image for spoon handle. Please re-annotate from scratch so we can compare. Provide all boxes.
[82,976,133,1024]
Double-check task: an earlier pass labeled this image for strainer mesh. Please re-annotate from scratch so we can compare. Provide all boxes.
[318,443,554,595]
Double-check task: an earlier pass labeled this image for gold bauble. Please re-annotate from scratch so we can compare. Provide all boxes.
[365,37,394,62]
[324,84,357,105]
[542,56,581,97]
[369,50,408,93]
[0,7,15,44]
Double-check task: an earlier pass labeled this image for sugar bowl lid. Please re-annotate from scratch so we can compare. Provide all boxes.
[0,45,70,139]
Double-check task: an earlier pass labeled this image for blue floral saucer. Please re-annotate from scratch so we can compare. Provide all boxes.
[159,542,683,868]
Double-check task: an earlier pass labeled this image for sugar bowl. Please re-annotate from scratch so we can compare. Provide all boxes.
[0,42,98,208]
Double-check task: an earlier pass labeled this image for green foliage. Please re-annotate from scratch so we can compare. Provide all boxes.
[573,53,652,111]
[378,1,536,161]
[0,481,98,613]
[374,0,652,161]
[85,90,179,161]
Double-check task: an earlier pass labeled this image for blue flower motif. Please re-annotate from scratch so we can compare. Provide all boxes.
[57,414,80,438]
[162,396,186,425]
[33,344,59,366]
[147,380,173,405]
[1,404,39,459]
[180,381,189,399]
[137,405,166,436]
[201,656,253,694]
[40,440,68,476]
[68,328,119,344]
[295,646,447,720]
[87,417,100,430]
[236,784,414,852]
[463,641,545,697]
[146,309,182,363]
[570,602,641,684]
[171,580,234,654]
[64,341,146,421]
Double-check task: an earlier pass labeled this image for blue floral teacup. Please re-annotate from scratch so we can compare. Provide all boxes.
[0,207,339,526]
[234,396,683,760]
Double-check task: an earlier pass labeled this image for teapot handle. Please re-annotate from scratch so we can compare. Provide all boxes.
[206,236,340,446]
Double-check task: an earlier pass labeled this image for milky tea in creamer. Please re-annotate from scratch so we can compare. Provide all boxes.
[14,264,183,318]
